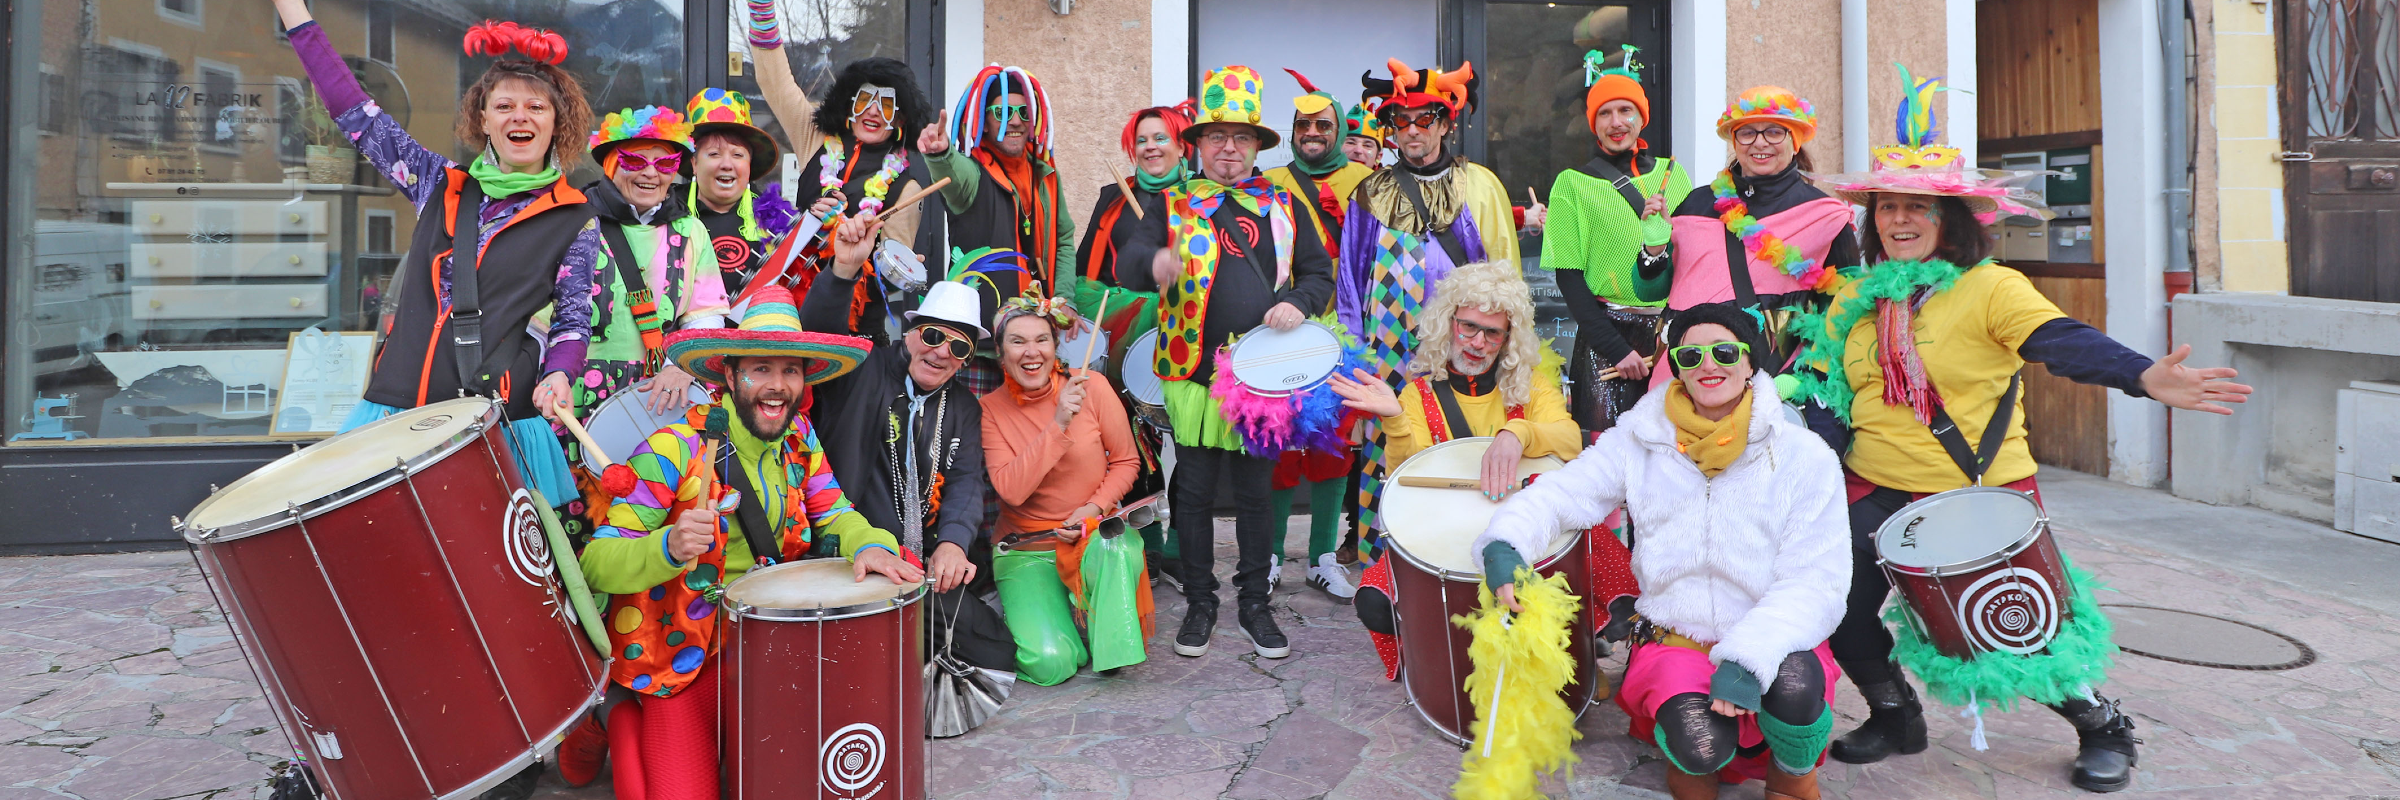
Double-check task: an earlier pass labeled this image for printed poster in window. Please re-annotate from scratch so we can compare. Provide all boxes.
[272,328,374,434]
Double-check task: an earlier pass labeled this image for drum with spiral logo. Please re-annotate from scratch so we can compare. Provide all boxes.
[179,397,605,800]
[717,559,928,800]
[1874,486,2071,659]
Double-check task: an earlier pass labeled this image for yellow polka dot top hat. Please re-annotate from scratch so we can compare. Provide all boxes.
[1186,65,1281,149]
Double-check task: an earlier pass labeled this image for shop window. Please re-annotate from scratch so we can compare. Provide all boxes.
[6,0,687,443]
[728,0,917,180]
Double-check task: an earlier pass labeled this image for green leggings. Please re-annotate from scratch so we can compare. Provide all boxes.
[1269,477,1346,563]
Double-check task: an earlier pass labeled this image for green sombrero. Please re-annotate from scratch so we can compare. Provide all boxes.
[665,284,870,386]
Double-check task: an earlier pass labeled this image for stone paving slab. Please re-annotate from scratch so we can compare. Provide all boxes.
[8,475,2400,798]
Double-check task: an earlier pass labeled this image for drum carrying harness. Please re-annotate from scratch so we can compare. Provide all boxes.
[709,433,843,564]
[1924,373,2022,485]
[597,222,674,378]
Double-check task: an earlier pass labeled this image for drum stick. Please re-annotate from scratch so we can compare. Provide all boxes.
[1080,288,1112,373]
[1395,476,1480,490]
[872,177,954,223]
[1104,160,1146,220]
[553,405,612,470]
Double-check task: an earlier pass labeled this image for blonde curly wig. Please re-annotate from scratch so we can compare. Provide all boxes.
[1406,259,1542,408]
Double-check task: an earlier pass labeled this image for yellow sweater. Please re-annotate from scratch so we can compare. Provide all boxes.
[1378,370,1582,470]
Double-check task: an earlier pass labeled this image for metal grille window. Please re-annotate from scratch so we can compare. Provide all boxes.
[2304,0,2399,140]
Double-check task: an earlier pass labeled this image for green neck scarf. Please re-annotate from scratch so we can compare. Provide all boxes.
[1287,133,1350,177]
[467,149,561,198]
[1133,162,1189,193]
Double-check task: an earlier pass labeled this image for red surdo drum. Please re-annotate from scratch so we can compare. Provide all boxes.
[1874,486,2071,659]
[178,397,604,800]
[718,559,928,800]
[1379,437,1598,745]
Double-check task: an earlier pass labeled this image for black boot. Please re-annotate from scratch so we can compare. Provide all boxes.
[1829,673,1927,764]
[2052,695,2140,793]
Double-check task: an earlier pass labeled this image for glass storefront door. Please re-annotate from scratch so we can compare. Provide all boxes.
[3,0,686,443]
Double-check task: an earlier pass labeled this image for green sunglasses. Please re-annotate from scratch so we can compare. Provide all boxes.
[1669,341,1751,370]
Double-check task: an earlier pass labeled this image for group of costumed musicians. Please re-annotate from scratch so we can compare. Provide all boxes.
[267,0,2259,785]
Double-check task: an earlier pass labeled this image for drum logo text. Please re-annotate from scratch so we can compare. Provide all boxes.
[409,415,452,431]
[1956,567,2061,655]
[1899,517,1923,549]
[502,489,553,588]
[820,722,887,798]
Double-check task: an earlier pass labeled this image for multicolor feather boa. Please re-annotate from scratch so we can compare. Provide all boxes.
[1788,258,1978,423]
[1453,566,1583,799]
[1710,171,1836,290]
[1207,314,1370,459]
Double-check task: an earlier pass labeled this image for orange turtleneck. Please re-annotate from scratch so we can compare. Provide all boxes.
[977,369,1140,536]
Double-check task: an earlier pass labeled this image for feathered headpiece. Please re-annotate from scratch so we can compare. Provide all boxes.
[1812,64,2050,223]
[1875,64,1961,170]
[462,20,568,65]
[1361,59,1478,117]
[951,65,1054,157]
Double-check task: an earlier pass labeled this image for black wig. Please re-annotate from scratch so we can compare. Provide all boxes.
[813,57,936,148]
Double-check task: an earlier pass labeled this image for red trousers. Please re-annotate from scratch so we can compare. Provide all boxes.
[605,672,719,800]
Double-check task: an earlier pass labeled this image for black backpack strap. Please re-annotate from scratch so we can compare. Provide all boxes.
[1293,172,1335,232]
[1722,226,1761,312]
[1574,155,1650,219]
[1924,372,2022,485]
[597,222,655,309]
[1395,172,1472,267]
[448,177,488,394]
[713,437,781,566]
[1428,378,1475,440]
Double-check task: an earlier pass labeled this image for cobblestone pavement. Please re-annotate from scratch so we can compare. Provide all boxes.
[5,472,2400,799]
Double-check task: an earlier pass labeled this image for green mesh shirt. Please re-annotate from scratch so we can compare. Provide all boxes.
[1542,158,1694,307]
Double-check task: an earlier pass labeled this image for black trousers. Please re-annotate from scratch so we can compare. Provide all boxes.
[1172,443,1277,609]
[1828,485,1916,686]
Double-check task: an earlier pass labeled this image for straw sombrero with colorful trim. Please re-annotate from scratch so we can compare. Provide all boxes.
[686,88,781,169]
[1813,65,2051,223]
[665,284,868,385]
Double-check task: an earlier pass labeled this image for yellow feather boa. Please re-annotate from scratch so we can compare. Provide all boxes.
[1453,567,1583,799]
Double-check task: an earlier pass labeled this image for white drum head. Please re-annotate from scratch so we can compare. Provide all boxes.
[726,559,917,614]
[875,240,927,292]
[1380,437,1572,576]
[1121,330,1166,407]
[1875,487,2044,571]
[187,397,495,532]
[1056,326,1111,372]
[583,384,715,470]
[1226,321,1343,396]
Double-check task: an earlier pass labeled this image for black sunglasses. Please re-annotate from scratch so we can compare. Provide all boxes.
[1669,342,1751,371]
[916,325,975,359]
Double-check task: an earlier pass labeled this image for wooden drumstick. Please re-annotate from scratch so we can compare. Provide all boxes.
[871,177,954,223]
[1080,288,1112,373]
[1395,476,1480,490]
[553,404,612,470]
[1104,160,1146,220]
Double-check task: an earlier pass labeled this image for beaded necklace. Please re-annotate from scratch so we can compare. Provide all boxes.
[1709,170,1830,290]
[819,141,910,216]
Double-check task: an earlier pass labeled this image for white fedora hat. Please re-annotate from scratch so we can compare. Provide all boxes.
[905,281,989,338]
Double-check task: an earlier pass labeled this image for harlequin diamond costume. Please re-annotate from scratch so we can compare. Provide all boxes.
[553,107,733,543]
[1665,86,1859,371]
[683,88,800,296]
[1119,65,1336,660]
[1792,67,2168,793]
[560,285,906,799]
[1338,58,1519,549]
[1543,46,1695,435]
[1481,304,1850,800]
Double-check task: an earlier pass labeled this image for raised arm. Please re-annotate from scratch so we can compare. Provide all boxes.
[275,0,451,210]
[747,42,825,161]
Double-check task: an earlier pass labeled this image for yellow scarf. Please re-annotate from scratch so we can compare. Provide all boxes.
[1665,381,1752,478]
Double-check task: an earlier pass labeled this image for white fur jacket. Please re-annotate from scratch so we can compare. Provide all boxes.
[1474,372,1852,682]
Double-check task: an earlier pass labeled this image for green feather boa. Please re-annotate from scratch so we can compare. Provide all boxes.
[1885,560,2118,712]
[1788,259,1987,424]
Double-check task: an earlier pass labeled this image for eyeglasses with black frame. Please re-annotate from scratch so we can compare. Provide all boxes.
[915,325,975,359]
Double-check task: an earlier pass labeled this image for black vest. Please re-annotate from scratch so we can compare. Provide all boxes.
[366,169,596,420]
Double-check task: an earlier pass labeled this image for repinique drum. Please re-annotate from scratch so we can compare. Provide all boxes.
[718,560,928,800]
[1056,325,1111,373]
[1874,486,2071,659]
[875,239,928,294]
[180,397,604,800]
[1225,320,1343,396]
[580,383,715,470]
[1380,437,1595,745]
[1120,330,1170,432]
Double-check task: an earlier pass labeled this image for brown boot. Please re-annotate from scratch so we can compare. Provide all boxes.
[1764,766,1821,800]
[1665,769,1721,800]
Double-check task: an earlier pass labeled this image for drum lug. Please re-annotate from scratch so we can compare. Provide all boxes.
[394,456,411,475]
[284,502,302,519]
[310,730,344,759]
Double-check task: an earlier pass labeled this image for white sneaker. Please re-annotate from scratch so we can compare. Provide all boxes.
[1307,554,1357,601]
[1265,557,1283,593]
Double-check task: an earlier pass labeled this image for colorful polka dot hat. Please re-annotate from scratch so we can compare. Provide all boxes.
[589,105,695,162]
[685,87,781,170]
[663,284,870,386]
[1716,85,1819,145]
[1186,65,1280,149]
[1343,103,1385,142]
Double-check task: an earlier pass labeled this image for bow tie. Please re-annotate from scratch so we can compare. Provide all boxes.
[1186,176,1278,217]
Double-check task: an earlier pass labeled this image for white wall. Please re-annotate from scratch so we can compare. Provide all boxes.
[944,0,985,112]
[1671,0,1727,172]
[2098,0,2170,486]
[1152,0,1189,107]
[1191,0,1437,169]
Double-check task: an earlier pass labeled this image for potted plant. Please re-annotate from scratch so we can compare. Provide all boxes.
[299,87,355,185]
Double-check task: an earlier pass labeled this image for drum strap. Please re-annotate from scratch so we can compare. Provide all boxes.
[1395,171,1472,269]
[1420,377,1526,444]
[709,435,782,566]
[448,179,489,394]
[599,222,671,377]
[1924,372,2022,485]
[1721,227,1761,313]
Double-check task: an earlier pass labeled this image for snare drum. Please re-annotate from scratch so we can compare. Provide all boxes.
[180,398,605,800]
[1119,330,1170,432]
[875,239,928,294]
[1225,320,1344,396]
[579,383,716,470]
[1057,325,1111,374]
[1379,437,1596,745]
[719,560,928,800]
[1874,486,2071,659]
